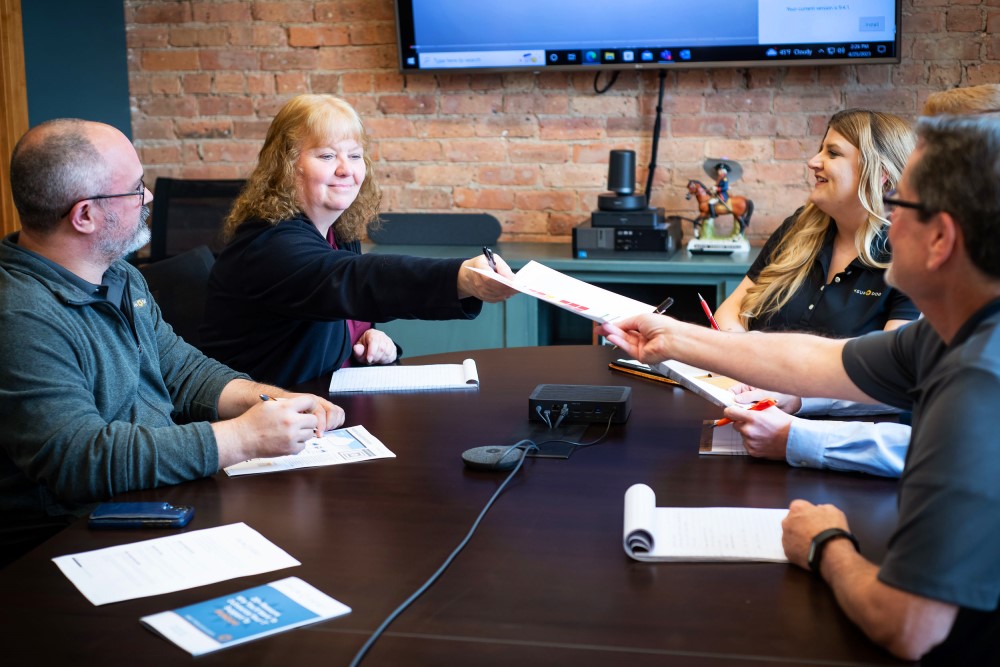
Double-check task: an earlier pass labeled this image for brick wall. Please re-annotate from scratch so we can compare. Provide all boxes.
[125,0,1000,244]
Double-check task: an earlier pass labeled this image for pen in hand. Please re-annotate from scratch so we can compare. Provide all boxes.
[697,292,721,331]
[482,246,498,273]
[713,397,777,428]
[612,295,673,350]
[260,394,320,438]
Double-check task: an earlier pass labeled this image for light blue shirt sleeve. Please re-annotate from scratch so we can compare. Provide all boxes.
[797,397,901,417]
[785,418,910,478]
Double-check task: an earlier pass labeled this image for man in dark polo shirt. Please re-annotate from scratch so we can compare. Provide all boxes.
[600,114,1000,662]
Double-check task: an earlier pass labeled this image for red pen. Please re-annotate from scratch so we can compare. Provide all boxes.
[713,398,777,428]
[698,292,721,330]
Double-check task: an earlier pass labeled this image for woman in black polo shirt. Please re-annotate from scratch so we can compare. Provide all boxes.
[712,109,920,476]
[716,108,918,334]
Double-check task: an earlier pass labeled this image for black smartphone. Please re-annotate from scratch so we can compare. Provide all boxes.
[88,502,194,529]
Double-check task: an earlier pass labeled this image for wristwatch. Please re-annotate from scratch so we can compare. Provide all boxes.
[807,527,860,576]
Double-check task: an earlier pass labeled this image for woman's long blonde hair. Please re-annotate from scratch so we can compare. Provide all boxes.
[739,109,914,328]
[223,94,382,242]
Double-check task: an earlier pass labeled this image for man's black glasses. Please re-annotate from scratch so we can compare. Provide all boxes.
[62,178,146,218]
[882,189,933,215]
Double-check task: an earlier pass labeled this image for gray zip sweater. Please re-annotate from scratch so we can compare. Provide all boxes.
[0,234,247,562]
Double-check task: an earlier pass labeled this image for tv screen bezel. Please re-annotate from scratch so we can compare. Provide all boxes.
[393,1,902,75]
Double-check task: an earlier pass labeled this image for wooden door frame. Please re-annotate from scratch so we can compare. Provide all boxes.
[1,0,28,236]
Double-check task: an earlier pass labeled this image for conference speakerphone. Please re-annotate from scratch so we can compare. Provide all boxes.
[529,384,631,424]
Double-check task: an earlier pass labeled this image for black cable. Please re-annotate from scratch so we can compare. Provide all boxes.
[644,68,667,202]
[537,409,617,450]
[593,70,619,94]
[348,440,539,667]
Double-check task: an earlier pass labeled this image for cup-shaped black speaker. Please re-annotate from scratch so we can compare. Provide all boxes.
[607,150,636,195]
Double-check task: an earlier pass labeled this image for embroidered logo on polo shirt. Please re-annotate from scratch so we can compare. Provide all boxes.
[853,289,882,297]
[133,298,147,308]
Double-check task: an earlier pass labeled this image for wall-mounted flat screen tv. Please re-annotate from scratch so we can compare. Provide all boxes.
[394,1,901,74]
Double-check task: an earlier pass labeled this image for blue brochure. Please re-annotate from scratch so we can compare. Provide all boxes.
[141,577,350,655]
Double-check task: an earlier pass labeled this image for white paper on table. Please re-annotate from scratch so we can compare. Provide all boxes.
[470,261,654,324]
[623,484,788,562]
[52,522,300,606]
[328,359,479,393]
[698,422,748,455]
[656,360,740,408]
[224,425,395,477]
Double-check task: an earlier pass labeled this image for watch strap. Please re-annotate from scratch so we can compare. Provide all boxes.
[808,527,860,575]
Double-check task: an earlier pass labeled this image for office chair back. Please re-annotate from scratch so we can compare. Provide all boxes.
[138,245,215,350]
[368,212,502,245]
[148,177,246,262]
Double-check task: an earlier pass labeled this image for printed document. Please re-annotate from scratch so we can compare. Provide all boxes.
[623,484,788,562]
[329,358,479,392]
[470,261,654,323]
[141,577,350,656]
[53,523,300,605]
[224,425,395,477]
[699,421,748,455]
[655,360,740,407]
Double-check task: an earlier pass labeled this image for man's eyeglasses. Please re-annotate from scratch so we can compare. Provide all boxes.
[882,189,933,216]
[62,178,146,218]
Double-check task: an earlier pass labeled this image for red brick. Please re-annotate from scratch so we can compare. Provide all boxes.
[905,10,946,32]
[213,72,245,94]
[170,28,229,48]
[318,46,396,70]
[705,90,772,114]
[138,144,182,165]
[509,144,571,164]
[774,139,818,161]
[149,76,182,95]
[412,165,470,187]
[227,25,288,47]
[247,74,276,95]
[947,6,985,31]
[439,94,503,115]
[132,118,175,141]
[139,97,199,118]
[141,50,200,71]
[233,121,272,141]
[571,96,638,117]
[475,116,536,139]
[968,63,1000,85]
[127,27,169,48]
[911,35,982,60]
[348,22,395,46]
[252,2,314,22]
[199,49,259,71]
[392,189,453,210]
[288,26,349,48]
[200,142,264,163]
[191,2,251,22]
[261,50,319,71]
[443,139,507,164]
[175,119,233,139]
[501,211,547,235]
[671,116,738,137]
[276,73,309,94]
[131,3,191,23]
[377,95,436,115]
[180,163,248,179]
[502,94,568,115]
[453,188,515,210]
[375,164,416,187]
[378,141,444,162]
[515,190,576,210]
[197,96,254,117]
[415,119,474,139]
[541,164,605,189]
[546,212,585,237]
[478,166,540,187]
[182,73,213,94]
[844,89,916,115]
[539,118,604,141]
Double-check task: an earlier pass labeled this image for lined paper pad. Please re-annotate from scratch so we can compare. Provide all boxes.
[328,359,479,393]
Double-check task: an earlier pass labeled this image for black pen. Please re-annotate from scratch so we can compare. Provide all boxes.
[482,246,498,273]
[654,296,675,315]
[613,295,674,350]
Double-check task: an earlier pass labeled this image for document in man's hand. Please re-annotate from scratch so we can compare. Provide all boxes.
[328,358,479,393]
[141,577,350,656]
[470,261,654,323]
[623,484,788,562]
[655,360,740,407]
[224,425,395,477]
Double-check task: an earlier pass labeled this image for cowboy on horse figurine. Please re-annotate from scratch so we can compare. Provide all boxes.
[685,158,754,254]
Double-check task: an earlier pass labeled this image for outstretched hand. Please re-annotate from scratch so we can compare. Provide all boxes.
[353,329,398,365]
[597,314,678,365]
[458,254,518,302]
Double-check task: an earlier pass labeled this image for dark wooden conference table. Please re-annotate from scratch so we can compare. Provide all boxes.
[0,346,909,666]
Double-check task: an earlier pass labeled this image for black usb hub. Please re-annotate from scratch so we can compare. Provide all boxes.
[528,384,631,424]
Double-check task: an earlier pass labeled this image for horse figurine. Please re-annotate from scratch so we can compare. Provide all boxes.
[685,179,754,239]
